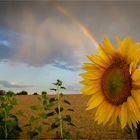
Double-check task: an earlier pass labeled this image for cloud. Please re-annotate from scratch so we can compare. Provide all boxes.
[0,13,95,71]
[0,40,11,48]
[66,82,82,93]
[0,2,140,71]
[53,61,81,71]
[0,80,34,89]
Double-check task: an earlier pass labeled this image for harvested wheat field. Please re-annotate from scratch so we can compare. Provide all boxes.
[12,95,132,140]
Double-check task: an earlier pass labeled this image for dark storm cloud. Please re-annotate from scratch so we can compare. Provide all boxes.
[0,1,140,70]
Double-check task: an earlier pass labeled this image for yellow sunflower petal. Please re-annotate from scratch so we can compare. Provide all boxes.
[80,71,102,80]
[82,63,100,72]
[81,85,100,96]
[132,79,140,87]
[136,49,140,60]
[131,89,140,108]
[95,101,111,125]
[109,106,120,126]
[86,92,104,110]
[129,61,137,75]
[118,37,132,57]
[118,38,140,64]
[87,55,107,68]
[103,104,115,126]
[130,113,138,128]
[80,85,97,93]
[80,79,101,87]
[126,43,139,63]
[116,36,121,48]
[80,36,140,130]
[117,37,139,64]
[132,69,140,81]
[102,36,115,55]
[95,101,106,121]
[83,68,104,74]
[127,117,132,130]
[98,45,111,64]
[80,79,100,86]
[127,106,138,129]
[127,109,137,129]
[127,96,140,121]
[119,102,127,129]
[80,79,90,85]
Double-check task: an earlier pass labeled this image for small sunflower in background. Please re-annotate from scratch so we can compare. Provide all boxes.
[80,36,140,129]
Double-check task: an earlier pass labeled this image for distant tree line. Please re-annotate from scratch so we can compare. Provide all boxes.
[0,90,48,96]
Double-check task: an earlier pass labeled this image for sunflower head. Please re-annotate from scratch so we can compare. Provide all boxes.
[80,36,140,129]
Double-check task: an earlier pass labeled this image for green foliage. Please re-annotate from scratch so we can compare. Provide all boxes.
[63,115,71,123]
[51,122,59,129]
[30,115,38,123]
[10,98,17,105]
[33,92,38,95]
[0,80,77,139]
[49,79,76,140]
[26,114,41,139]
[0,91,22,139]
[16,110,24,117]
[55,107,64,114]
[41,91,47,95]
[49,97,56,103]
[63,130,72,139]
[25,91,54,139]
[0,90,6,95]
[46,111,55,117]
[30,105,41,110]
[38,113,47,119]
[16,90,28,95]
[25,79,76,139]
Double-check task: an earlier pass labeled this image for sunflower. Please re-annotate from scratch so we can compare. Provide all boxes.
[80,36,140,129]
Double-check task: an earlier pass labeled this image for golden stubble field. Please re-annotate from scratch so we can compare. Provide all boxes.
[12,95,132,140]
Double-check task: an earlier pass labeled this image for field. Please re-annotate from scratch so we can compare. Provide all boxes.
[11,95,132,140]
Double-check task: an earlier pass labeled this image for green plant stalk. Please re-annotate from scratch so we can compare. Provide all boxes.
[56,85,63,139]
[28,121,32,140]
[4,112,8,139]
[4,106,8,139]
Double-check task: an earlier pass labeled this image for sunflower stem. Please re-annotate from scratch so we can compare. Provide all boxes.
[56,85,63,139]
[4,110,8,139]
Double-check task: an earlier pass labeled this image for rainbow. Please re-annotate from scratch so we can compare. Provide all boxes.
[55,4,99,49]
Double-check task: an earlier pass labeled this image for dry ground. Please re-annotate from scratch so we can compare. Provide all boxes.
[12,95,132,140]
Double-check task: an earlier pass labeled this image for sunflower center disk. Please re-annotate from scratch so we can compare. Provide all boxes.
[107,69,123,96]
[102,61,132,105]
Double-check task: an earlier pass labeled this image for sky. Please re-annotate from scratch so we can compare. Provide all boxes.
[0,1,140,94]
